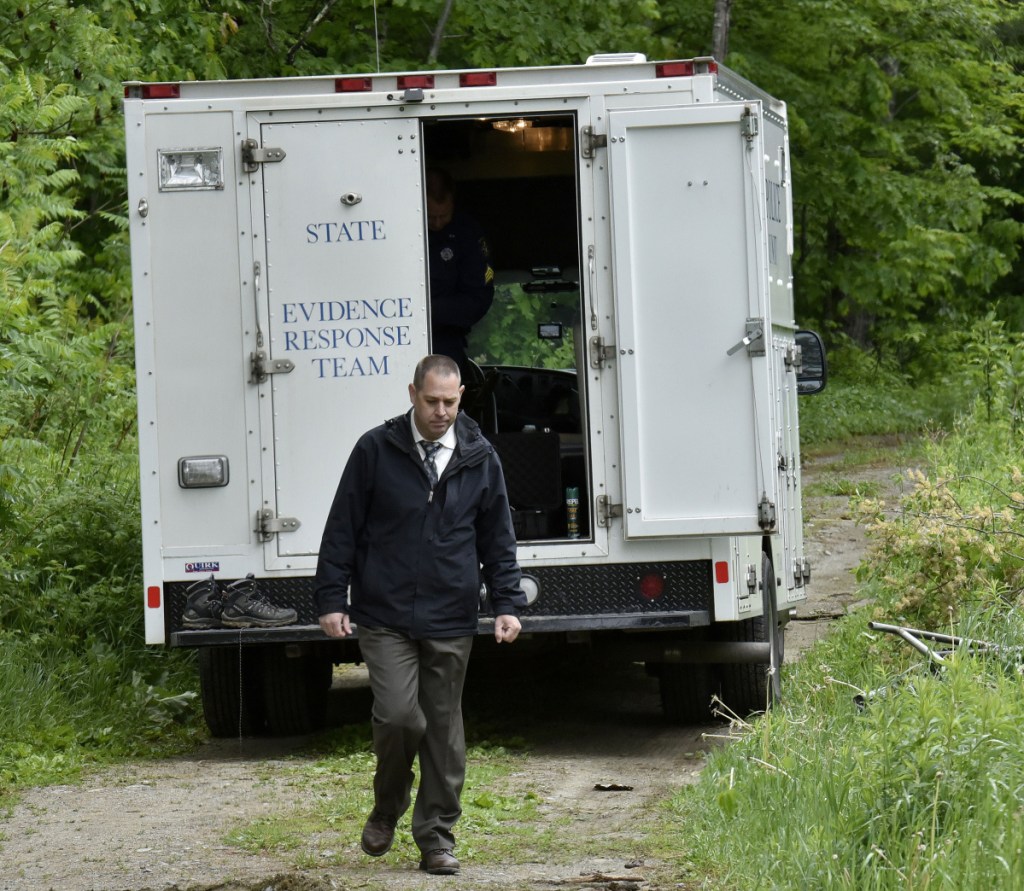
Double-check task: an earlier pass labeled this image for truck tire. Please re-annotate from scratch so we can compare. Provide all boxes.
[655,662,716,724]
[261,645,332,736]
[715,553,784,716]
[197,645,266,737]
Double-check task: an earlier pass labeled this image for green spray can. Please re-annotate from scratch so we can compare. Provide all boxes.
[565,486,580,539]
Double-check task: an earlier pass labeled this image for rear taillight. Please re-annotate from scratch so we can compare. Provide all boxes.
[715,561,730,584]
[639,572,665,601]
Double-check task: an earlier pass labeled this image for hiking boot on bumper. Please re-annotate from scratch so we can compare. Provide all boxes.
[360,811,397,857]
[420,849,460,875]
[182,574,222,629]
[220,574,297,628]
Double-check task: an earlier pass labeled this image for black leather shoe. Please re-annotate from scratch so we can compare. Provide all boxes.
[419,848,460,875]
[360,811,396,857]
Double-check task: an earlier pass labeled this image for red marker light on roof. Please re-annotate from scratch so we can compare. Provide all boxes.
[656,60,719,78]
[397,75,435,90]
[656,62,695,78]
[336,77,372,93]
[460,71,497,87]
[140,83,181,99]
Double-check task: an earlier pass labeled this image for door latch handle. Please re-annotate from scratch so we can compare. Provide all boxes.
[726,319,765,357]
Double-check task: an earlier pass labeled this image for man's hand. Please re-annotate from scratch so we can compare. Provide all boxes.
[494,614,521,644]
[319,612,352,638]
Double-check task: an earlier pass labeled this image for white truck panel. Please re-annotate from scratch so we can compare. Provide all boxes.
[608,103,772,538]
[123,58,815,669]
[140,111,253,551]
[252,116,428,565]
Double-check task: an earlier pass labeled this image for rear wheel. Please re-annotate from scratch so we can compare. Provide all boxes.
[716,552,784,716]
[262,645,333,736]
[197,645,266,737]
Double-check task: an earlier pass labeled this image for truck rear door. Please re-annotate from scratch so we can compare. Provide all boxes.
[249,116,428,569]
[606,102,774,539]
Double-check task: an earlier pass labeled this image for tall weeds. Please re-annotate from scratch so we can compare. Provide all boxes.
[0,74,202,799]
[670,407,1024,889]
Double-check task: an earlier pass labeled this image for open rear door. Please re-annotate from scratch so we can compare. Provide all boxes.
[607,102,774,539]
[250,116,428,568]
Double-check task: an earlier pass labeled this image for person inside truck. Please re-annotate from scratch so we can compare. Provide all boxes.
[314,353,525,876]
[425,168,495,377]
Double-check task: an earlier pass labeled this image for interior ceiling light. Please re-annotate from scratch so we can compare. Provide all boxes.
[492,119,532,133]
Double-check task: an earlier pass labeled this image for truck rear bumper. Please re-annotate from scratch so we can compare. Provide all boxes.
[164,559,715,647]
[169,608,711,648]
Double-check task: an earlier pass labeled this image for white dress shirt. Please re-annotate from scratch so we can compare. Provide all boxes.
[412,410,457,480]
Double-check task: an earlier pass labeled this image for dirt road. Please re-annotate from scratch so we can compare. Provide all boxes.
[0,447,899,891]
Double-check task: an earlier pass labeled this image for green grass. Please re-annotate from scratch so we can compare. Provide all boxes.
[222,728,552,870]
[803,433,928,470]
[804,474,884,498]
[661,409,1024,889]
[0,634,202,794]
[663,604,1024,889]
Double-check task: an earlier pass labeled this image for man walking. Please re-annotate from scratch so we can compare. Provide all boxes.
[315,354,525,876]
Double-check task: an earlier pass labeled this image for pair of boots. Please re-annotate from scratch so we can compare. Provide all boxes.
[182,573,297,629]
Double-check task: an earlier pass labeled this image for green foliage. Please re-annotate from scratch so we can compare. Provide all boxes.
[670,602,1024,889]
[848,326,1024,627]
[857,421,1024,628]
[798,339,950,445]
[697,0,1024,351]
[673,398,1024,889]
[0,15,202,793]
[958,311,1024,431]
[468,283,577,370]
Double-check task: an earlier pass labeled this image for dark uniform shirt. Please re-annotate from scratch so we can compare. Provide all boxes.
[428,211,494,368]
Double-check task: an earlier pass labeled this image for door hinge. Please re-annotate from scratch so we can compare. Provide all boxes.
[241,138,287,173]
[793,556,811,587]
[596,495,622,528]
[784,342,803,373]
[758,494,777,531]
[580,126,607,159]
[589,335,616,369]
[794,557,811,585]
[250,350,295,384]
[256,508,301,542]
[743,562,757,598]
[741,107,759,145]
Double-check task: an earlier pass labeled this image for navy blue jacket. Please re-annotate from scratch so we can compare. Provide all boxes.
[429,211,494,347]
[314,410,525,639]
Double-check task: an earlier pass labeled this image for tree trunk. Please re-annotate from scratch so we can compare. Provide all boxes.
[428,0,456,64]
[712,0,733,61]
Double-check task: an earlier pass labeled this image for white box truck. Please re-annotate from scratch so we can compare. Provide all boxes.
[123,54,826,736]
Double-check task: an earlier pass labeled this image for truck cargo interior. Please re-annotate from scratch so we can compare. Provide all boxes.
[423,115,589,543]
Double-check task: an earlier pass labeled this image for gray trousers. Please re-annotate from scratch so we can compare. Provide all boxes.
[357,625,474,853]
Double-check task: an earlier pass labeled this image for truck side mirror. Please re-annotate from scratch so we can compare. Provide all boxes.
[795,330,827,395]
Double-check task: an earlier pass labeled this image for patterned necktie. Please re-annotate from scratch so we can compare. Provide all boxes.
[421,441,442,488]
